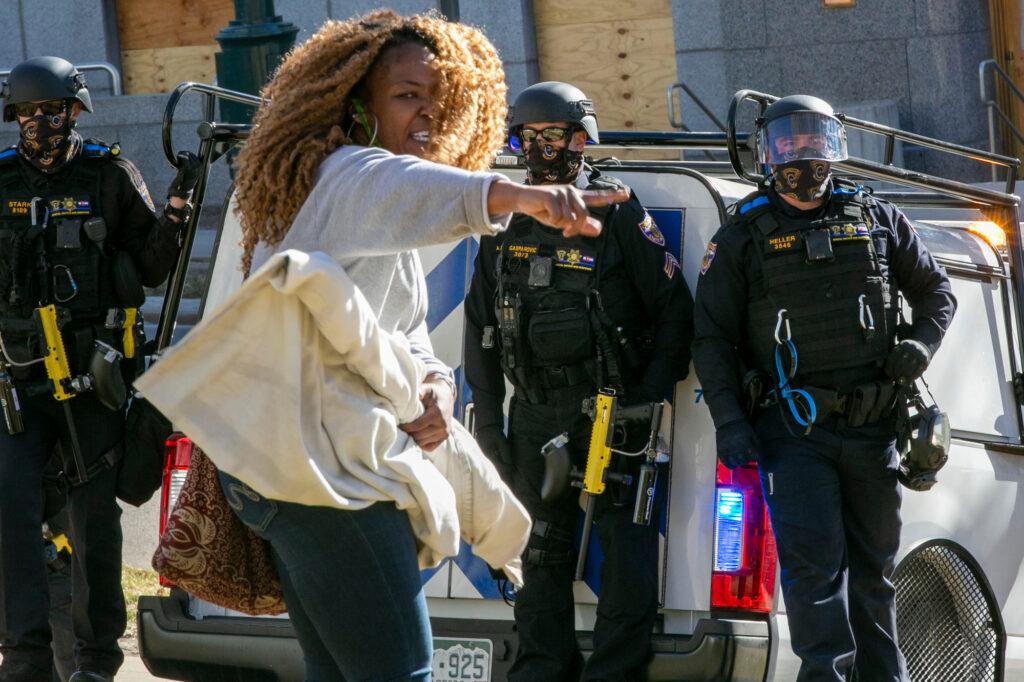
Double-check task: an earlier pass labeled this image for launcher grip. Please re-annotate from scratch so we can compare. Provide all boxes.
[35,305,73,401]
[581,389,617,495]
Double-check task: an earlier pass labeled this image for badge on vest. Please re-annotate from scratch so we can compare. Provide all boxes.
[48,195,91,217]
[830,222,871,242]
[766,233,798,253]
[700,241,717,275]
[638,212,665,246]
[554,248,595,271]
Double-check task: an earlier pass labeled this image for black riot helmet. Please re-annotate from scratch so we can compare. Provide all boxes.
[2,56,92,122]
[508,81,599,144]
[757,94,847,166]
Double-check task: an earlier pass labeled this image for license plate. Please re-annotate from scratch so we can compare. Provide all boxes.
[432,637,492,681]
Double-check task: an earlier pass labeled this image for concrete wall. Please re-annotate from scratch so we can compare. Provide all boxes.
[671,0,994,180]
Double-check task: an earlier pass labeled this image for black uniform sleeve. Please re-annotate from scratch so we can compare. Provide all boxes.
[690,222,752,429]
[107,158,182,288]
[882,202,958,354]
[612,196,694,402]
[464,235,506,432]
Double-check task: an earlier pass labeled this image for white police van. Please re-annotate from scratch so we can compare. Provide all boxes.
[136,84,1024,681]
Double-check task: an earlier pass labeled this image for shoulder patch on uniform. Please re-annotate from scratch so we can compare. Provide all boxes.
[116,157,155,212]
[638,212,665,246]
[699,241,717,275]
[663,251,679,279]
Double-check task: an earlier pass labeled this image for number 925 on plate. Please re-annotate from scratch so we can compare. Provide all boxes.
[432,638,492,681]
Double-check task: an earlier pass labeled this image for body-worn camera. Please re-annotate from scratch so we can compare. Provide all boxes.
[528,254,553,288]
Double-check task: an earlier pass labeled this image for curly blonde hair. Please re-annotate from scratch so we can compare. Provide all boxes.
[233,9,508,273]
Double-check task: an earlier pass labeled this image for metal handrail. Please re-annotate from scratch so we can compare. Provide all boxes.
[666,82,727,132]
[0,61,123,96]
[979,59,1024,181]
[161,81,264,167]
[666,82,727,162]
[155,81,264,350]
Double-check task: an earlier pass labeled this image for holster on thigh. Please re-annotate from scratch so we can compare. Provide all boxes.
[524,518,575,566]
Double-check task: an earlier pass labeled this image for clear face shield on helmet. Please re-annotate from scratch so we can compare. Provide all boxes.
[757,111,849,166]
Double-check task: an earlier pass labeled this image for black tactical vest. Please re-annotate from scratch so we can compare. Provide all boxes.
[494,174,627,391]
[737,181,897,378]
[0,144,121,366]
[0,144,119,317]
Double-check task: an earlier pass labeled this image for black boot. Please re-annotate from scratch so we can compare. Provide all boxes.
[0,659,53,682]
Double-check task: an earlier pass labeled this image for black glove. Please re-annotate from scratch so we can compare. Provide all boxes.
[715,419,760,470]
[884,339,932,385]
[167,151,202,199]
[475,425,514,482]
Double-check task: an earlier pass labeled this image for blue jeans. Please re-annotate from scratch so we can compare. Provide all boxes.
[218,472,432,682]
[755,409,909,682]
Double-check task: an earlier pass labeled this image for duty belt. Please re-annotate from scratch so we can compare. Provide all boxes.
[802,381,899,427]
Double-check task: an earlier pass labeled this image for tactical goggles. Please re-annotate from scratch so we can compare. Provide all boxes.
[518,126,573,145]
[11,99,67,118]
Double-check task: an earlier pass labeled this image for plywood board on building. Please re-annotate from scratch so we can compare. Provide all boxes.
[122,45,218,95]
[116,0,234,50]
[535,15,676,132]
[534,0,668,26]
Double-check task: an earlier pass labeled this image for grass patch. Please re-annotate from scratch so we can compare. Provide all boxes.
[121,565,166,655]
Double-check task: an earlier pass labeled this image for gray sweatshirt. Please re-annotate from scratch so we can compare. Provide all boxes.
[252,145,510,382]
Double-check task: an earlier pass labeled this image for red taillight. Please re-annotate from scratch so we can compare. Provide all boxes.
[158,434,193,587]
[710,460,777,612]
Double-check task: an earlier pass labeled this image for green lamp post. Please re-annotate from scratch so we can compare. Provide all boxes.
[214,0,297,123]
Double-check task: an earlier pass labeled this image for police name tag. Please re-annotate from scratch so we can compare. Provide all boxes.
[432,637,492,681]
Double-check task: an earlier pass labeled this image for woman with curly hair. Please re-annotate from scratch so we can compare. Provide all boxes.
[220,10,627,681]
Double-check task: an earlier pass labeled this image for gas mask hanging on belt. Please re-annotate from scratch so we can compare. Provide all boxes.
[18,110,81,173]
[897,390,950,491]
[524,142,584,185]
[771,156,831,203]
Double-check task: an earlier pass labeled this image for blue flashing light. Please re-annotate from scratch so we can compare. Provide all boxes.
[713,488,745,573]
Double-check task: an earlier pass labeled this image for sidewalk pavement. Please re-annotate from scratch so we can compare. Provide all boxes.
[119,655,167,680]
[0,654,164,681]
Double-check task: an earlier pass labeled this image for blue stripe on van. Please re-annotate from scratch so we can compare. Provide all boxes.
[454,541,504,599]
[425,238,478,332]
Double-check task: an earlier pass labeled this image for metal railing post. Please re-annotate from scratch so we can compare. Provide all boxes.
[979,58,1024,183]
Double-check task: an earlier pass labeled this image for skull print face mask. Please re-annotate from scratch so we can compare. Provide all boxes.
[523,140,584,185]
[18,106,80,173]
[771,157,831,202]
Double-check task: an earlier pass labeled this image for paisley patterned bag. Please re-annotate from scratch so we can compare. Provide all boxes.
[151,446,287,615]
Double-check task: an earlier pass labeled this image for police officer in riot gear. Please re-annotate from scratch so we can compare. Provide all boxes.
[692,94,956,682]
[0,57,200,682]
[464,81,694,681]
